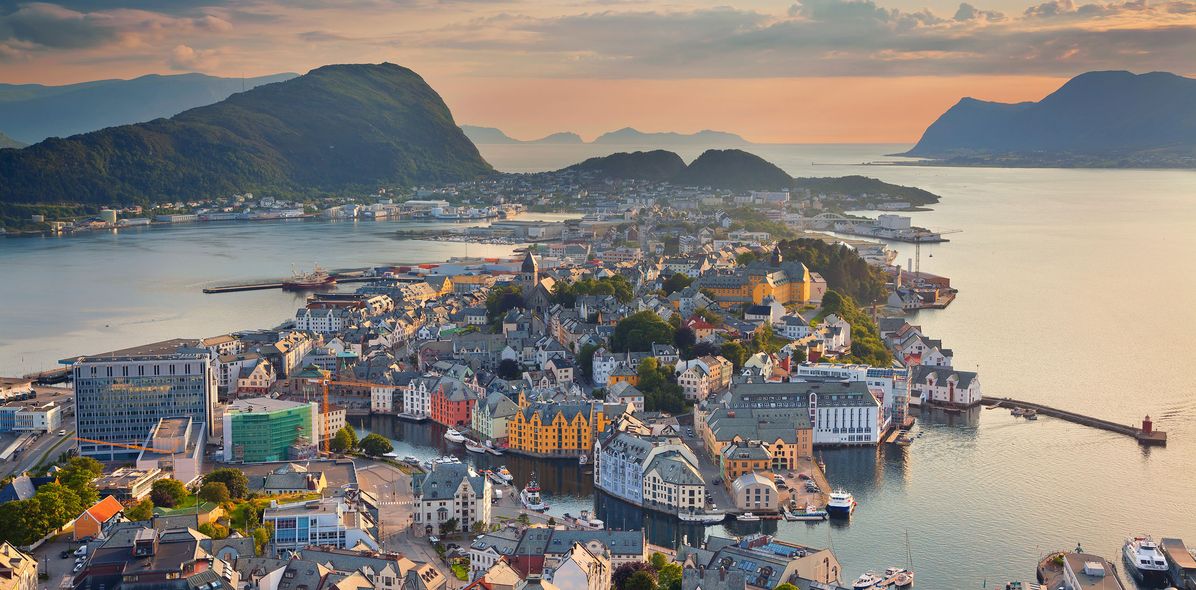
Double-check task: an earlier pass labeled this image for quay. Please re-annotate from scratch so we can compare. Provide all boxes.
[202,275,375,294]
[981,397,1167,446]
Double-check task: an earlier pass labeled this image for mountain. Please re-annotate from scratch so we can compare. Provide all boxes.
[0,63,492,204]
[0,131,24,149]
[461,125,584,145]
[674,149,793,190]
[904,71,1196,167]
[565,150,688,181]
[592,127,750,146]
[0,72,298,144]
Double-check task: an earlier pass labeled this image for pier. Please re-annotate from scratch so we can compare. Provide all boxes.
[981,397,1167,446]
[202,276,375,294]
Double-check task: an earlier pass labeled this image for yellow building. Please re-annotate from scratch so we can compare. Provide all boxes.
[0,542,37,590]
[700,404,814,471]
[506,395,624,456]
[698,248,811,308]
[606,365,639,388]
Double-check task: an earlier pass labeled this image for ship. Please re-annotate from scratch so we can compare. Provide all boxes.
[1123,535,1168,585]
[785,504,829,521]
[851,572,883,589]
[884,567,915,589]
[464,439,487,453]
[443,429,466,443]
[678,510,726,524]
[520,473,548,511]
[497,466,514,482]
[827,490,857,518]
[736,512,761,522]
[563,510,604,530]
[283,264,336,290]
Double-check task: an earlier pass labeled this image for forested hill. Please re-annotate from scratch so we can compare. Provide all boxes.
[0,63,492,205]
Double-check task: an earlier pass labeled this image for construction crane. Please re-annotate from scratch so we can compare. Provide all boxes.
[911,228,963,275]
[308,378,380,454]
[74,436,177,454]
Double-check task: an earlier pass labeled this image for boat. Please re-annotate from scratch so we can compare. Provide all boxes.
[852,572,883,589]
[485,441,505,456]
[1024,409,1038,420]
[736,513,761,522]
[884,567,915,589]
[497,466,514,482]
[464,439,487,453]
[520,473,548,511]
[402,456,419,464]
[283,264,336,290]
[1010,407,1026,417]
[827,490,856,518]
[678,511,726,524]
[486,471,507,486]
[788,505,829,521]
[563,510,604,530]
[578,454,588,465]
[1123,535,1168,585]
[421,460,433,470]
[443,429,466,443]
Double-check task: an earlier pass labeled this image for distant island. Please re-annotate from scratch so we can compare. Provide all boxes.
[0,63,491,204]
[902,70,1196,168]
[0,72,298,145]
[463,125,751,146]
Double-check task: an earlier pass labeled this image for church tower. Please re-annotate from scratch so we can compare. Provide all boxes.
[770,245,784,266]
[520,249,539,286]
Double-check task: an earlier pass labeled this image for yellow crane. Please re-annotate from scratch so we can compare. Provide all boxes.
[74,436,177,454]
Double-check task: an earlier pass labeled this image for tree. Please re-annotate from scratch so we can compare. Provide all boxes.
[440,517,459,537]
[547,516,557,526]
[203,468,250,499]
[612,311,675,353]
[576,343,599,381]
[649,552,669,571]
[661,273,694,295]
[517,513,530,526]
[360,433,394,457]
[343,425,360,448]
[150,478,188,508]
[470,521,488,534]
[199,481,231,504]
[198,522,230,539]
[774,584,800,590]
[613,562,654,590]
[496,358,522,380]
[673,326,696,351]
[126,498,154,521]
[58,456,102,506]
[624,570,658,590]
[252,526,271,556]
[721,341,748,370]
[331,428,354,453]
[486,284,524,321]
[690,341,718,358]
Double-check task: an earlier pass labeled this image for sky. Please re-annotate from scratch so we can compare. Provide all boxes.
[0,0,1193,143]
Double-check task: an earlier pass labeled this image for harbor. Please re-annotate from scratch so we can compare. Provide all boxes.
[981,397,1168,446]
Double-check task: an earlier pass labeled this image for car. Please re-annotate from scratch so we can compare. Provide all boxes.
[58,429,67,436]
[446,543,460,550]
[74,546,88,557]
[73,563,84,573]
[428,536,440,544]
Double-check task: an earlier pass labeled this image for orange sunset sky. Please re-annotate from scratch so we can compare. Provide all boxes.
[0,0,1193,143]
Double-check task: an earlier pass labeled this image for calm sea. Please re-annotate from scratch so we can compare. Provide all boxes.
[4,143,1196,589]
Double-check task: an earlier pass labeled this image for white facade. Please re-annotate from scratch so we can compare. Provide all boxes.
[404,380,433,419]
[811,392,883,445]
[792,363,909,426]
[413,464,493,535]
[263,497,378,555]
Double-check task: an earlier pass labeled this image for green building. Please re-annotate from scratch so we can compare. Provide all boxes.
[222,398,318,463]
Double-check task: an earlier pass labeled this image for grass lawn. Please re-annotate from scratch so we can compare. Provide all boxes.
[451,563,469,581]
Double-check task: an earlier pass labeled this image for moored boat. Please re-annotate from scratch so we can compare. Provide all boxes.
[851,572,882,589]
[497,466,514,482]
[486,441,504,456]
[520,472,548,511]
[736,512,761,522]
[1123,535,1168,585]
[827,490,856,518]
[464,439,487,453]
[884,567,914,589]
[283,264,336,290]
[678,510,726,524]
[564,510,604,530]
[443,429,466,443]
[789,505,829,521]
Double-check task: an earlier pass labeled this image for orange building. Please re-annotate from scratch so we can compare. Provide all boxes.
[74,495,124,540]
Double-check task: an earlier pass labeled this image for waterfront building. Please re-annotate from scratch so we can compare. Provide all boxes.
[471,391,520,443]
[263,496,379,555]
[792,362,910,426]
[222,398,319,463]
[430,377,483,428]
[697,247,813,308]
[910,365,983,407]
[730,472,778,512]
[719,441,773,481]
[412,463,492,535]
[135,417,205,486]
[1061,552,1125,590]
[93,467,164,501]
[594,421,704,513]
[507,398,622,457]
[642,451,705,513]
[0,542,37,590]
[542,542,610,590]
[677,534,843,589]
[72,343,216,461]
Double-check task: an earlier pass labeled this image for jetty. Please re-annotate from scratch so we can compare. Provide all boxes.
[982,397,1167,446]
[202,276,375,294]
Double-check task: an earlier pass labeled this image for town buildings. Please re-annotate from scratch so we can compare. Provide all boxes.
[506,398,624,457]
[222,398,319,463]
[412,463,492,535]
[697,248,815,308]
[135,417,206,486]
[94,467,164,501]
[910,365,983,407]
[72,526,239,590]
[677,534,843,589]
[0,400,63,433]
[262,496,378,555]
[593,416,706,515]
[0,542,37,590]
[74,495,125,541]
[472,391,520,443]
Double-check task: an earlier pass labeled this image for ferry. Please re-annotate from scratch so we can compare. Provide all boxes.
[564,510,604,530]
[464,439,487,454]
[283,264,336,290]
[827,491,857,518]
[851,572,883,589]
[520,473,548,511]
[785,505,829,521]
[443,429,466,443]
[497,466,514,482]
[1123,535,1168,585]
[736,513,761,522]
[678,510,726,524]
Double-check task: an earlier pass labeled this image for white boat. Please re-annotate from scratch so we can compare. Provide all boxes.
[787,505,829,521]
[678,511,726,524]
[487,471,508,486]
[736,512,761,522]
[852,572,883,589]
[443,429,466,443]
[464,439,487,453]
[578,454,588,465]
[884,567,915,589]
[421,460,433,470]
[1123,535,1168,584]
[827,490,856,518]
[564,510,604,530]
[497,466,514,482]
[520,473,548,511]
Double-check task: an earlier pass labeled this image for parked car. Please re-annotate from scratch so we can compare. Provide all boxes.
[73,563,84,573]
[73,546,88,557]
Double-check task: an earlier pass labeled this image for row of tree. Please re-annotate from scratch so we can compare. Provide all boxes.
[331,425,394,457]
[0,457,103,545]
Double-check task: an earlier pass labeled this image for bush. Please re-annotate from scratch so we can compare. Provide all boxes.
[150,479,189,508]
[199,482,231,504]
[203,469,250,499]
[360,433,394,457]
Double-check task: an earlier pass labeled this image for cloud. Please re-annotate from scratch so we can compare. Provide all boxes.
[167,42,220,70]
[954,2,1004,21]
[0,2,234,53]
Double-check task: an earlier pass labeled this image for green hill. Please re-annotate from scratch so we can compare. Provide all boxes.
[0,63,492,204]
[673,149,793,190]
[565,150,687,181]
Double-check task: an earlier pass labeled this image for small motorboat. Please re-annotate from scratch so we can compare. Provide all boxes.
[736,513,761,522]
[852,572,883,589]
[402,456,419,464]
[1010,407,1026,417]
[884,567,914,589]
[486,441,504,456]
[564,510,604,530]
[497,466,514,482]
[678,510,726,524]
[444,429,466,443]
[789,505,829,521]
[1024,409,1038,420]
[464,439,487,453]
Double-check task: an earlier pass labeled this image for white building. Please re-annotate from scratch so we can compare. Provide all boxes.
[0,402,63,433]
[791,362,910,426]
[262,496,379,555]
[543,542,610,590]
[413,463,492,535]
[594,421,705,514]
[467,531,520,581]
[910,366,982,407]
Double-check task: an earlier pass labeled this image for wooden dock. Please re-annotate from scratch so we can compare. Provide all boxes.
[981,397,1167,446]
[202,276,375,294]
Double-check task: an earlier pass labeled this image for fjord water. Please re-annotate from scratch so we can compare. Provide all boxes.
[3,144,1195,588]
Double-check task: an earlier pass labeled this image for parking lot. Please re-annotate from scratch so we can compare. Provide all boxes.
[34,535,88,590]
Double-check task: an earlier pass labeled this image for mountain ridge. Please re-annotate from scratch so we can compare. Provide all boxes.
[463,125,750,146]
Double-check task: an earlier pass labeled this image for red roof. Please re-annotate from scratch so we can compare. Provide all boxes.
[686,316,716,330]
[84,495,124,524]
